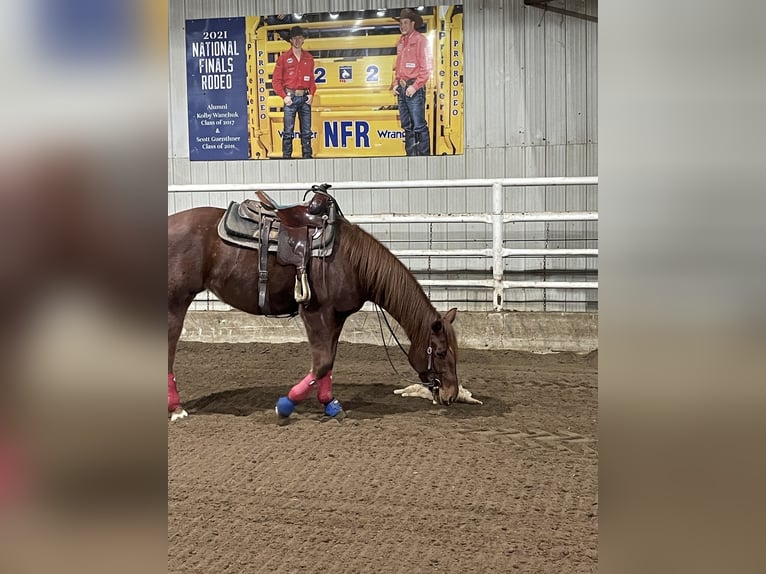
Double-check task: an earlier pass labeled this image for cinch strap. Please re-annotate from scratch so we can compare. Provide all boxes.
[258,218,272,314]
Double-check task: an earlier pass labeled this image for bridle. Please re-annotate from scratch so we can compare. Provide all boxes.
[423,347,443,397]
[422,345,442,395]
[374,304,442,395]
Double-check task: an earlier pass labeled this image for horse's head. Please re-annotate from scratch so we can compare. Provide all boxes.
[418,308,459,405]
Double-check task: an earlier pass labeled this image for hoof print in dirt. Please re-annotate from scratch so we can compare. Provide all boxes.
[320,410,347,423]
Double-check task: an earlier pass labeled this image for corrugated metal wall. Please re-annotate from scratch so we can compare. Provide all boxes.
[168,0,598,312]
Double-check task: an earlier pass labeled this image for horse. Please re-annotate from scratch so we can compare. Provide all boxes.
[167,188,460,423]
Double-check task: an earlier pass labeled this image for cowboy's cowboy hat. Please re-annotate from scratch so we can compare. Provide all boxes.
[393,8,424,28]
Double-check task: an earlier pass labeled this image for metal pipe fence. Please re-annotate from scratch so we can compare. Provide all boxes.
[168,177,598,311]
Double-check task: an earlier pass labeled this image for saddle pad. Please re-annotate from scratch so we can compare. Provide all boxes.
[224,203,260,238]
[217,202,278,251]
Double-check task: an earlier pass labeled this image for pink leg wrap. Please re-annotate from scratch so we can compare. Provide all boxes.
[288,372,317,402]
[168,373,181,412]
[316,371,333,404]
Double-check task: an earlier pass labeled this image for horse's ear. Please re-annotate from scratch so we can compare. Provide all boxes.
[432,309,457,333]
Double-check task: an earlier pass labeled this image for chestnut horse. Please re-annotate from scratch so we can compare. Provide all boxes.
[167,194,459,423]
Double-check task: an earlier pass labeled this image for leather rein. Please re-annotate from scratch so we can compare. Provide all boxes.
[374,305,441,393]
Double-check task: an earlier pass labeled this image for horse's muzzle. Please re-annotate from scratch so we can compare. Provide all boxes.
[435,387,456,406]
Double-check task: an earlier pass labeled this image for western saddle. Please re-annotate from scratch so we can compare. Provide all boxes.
[217,183,339,315]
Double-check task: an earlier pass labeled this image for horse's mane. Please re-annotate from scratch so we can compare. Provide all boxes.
[339,220,444,350]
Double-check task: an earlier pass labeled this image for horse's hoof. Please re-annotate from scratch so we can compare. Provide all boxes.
[275,406,291,426]
[169,408,188,422]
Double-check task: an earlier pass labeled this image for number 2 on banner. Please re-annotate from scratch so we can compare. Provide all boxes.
[366,65,379,83]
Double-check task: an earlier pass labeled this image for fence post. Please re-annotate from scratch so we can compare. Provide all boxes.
[492,181,504,311]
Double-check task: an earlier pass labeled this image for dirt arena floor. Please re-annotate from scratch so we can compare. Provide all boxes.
[168,341,598,573]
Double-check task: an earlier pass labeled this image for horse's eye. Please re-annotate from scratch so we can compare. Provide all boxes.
[437,351,447,359]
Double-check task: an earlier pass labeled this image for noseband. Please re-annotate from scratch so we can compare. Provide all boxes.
[421,345,442,393]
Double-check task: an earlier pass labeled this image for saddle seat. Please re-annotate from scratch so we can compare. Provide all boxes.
[251,190,330,228]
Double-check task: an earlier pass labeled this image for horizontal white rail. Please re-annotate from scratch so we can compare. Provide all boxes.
[393,249,598,257]
[192,279,598,305]
[418,279,598,289]
[347,211,598,224]
[168,176,598,193]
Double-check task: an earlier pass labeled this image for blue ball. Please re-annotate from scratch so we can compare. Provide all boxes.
[275,396,296,417]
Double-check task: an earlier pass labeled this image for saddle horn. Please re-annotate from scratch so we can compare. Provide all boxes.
[303,183,332,201]
[305,183,334,216]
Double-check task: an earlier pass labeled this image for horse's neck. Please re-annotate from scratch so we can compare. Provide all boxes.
[374,280,436,351]
[344,222,437,348]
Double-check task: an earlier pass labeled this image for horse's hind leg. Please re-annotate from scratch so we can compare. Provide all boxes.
[168,295,195,421]
[274,309,347,424]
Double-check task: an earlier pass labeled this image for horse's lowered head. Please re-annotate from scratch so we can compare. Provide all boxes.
[411,307,459,405]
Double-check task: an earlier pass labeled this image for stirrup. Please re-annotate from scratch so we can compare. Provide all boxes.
[294,272,311,303]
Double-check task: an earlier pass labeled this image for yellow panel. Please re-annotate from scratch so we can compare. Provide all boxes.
[304,35,398,51]
[312,55,398,90]
[445,11,464,154]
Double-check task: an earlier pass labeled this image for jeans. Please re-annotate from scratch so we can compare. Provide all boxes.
[282,96,312,158]
[397,87,430,156]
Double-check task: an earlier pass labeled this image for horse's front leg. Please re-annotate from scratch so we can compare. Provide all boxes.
[274,308,346,424]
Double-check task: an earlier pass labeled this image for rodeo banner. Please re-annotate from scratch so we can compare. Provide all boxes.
[186,17,249,160]
[185,6,464,160]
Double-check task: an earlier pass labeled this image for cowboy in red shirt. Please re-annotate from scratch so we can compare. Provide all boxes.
[391,8,432,156]
[272,26,316,158]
